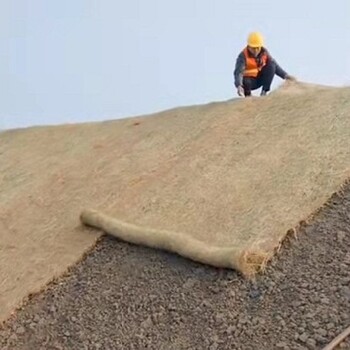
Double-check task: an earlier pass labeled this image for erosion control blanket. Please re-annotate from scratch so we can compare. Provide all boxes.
[1,82,350,323]
[80,82,350,276]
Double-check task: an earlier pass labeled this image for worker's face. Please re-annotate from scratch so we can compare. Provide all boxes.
[248,46,261,56]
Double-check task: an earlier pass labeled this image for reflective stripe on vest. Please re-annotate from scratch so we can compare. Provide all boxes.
[243,48,268,77]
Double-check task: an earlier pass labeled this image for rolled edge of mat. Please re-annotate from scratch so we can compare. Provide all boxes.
[80,208,258,278]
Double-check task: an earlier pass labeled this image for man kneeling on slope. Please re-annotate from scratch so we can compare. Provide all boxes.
[233,32,296,97]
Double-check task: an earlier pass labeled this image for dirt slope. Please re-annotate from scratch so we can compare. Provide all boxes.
[1,81,350,325]
[0,183,349,350]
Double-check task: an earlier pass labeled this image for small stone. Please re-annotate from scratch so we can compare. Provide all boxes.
[50,305,57,313]
[209,286,220,294]
[321,313,329,321]
[183,278,196,289]
[344,253,350,265]
[9,333,18,342]
[326,322,335,330]
[321,297,330,304]
[148,294,157,301]
[211,335,219,343]
[209,342,219,350]
[141,316,153,329]
[64,331,70,337]
[316,329,327,337]
[245,329,254,337]
[311,321,319,328]
[238,317,249,325]
[341,277,350,285]
[259,318,266,325]
[315,335,326,343]
[276,341,288,349]
[214,313,225,325]
[292,301,302,308]
[229,290,236,298]
[341,312,349,320]
[201,300,211,308]
[337,231,346,242]
[16,326,25,335]
[71,316,78,322]
[252,317,260,326]
[328,330,336,338]
[306,338,316,348]
[312,296,320,303]
[299,333,308,343]
[226,326,235,335]
[249,288,261,299]
[168,304,177,311]
[341,287,350,299]
[151,312,162,325]
[33,315,40,322]
[235,329,243,338]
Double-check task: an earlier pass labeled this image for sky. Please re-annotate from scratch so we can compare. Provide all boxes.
[1,0,350,130]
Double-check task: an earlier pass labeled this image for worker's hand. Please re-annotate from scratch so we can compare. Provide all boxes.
[237,86,245,97]
[285,74,297,82]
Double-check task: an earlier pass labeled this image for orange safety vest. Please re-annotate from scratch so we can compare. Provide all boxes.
[243,47,268,78]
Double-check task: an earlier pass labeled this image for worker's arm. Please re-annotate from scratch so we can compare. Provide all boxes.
[265,50,289,79]
[233,51,246,88]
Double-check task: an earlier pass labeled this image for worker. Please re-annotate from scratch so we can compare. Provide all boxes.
[233,32,296,97]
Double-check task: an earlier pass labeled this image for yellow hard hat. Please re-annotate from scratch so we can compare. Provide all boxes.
[247,32,264,48]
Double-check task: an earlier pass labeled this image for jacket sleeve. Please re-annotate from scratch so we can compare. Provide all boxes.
[233,52,246,87]
[266,50,288,79]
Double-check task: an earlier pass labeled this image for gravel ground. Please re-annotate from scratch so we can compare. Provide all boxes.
[1,187,350,350]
